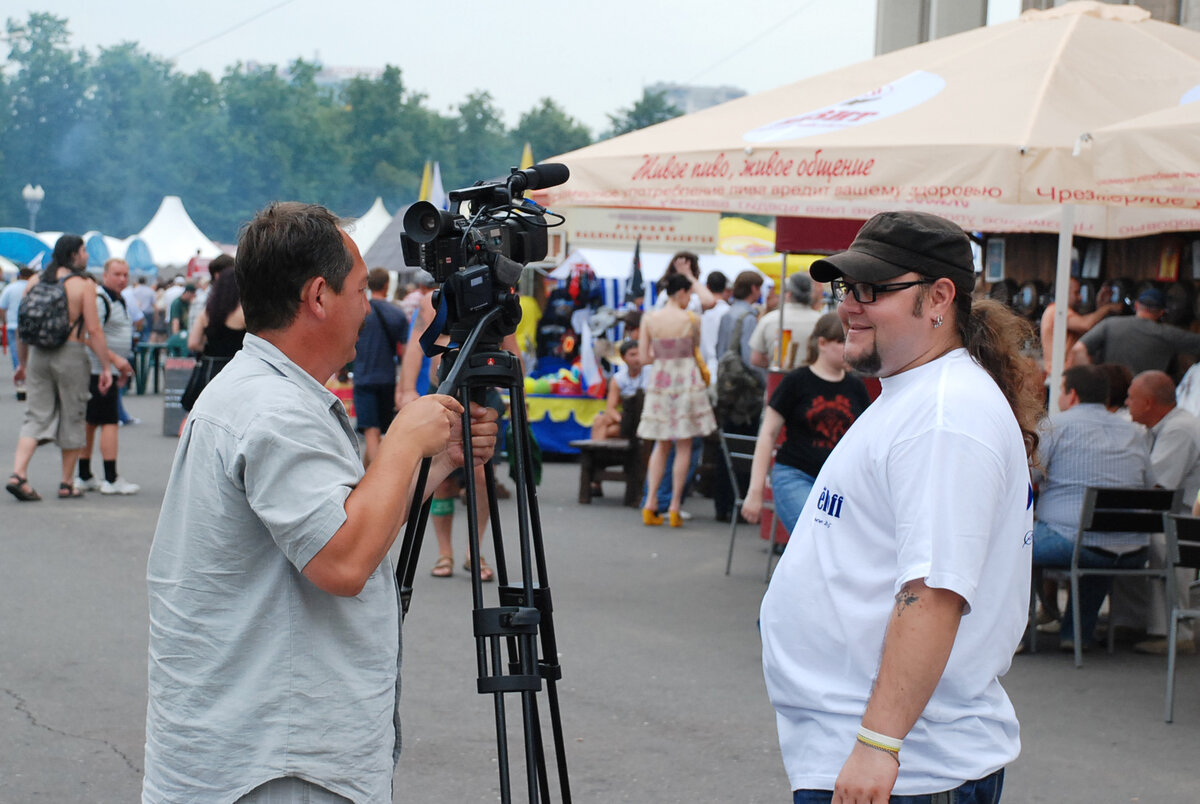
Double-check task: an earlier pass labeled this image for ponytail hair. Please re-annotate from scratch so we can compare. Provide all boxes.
[954,295,1043,458]
[805,312,845,365]
[48,234,85,274]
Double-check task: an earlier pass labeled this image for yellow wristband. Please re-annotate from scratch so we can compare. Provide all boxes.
[857,725,903,752]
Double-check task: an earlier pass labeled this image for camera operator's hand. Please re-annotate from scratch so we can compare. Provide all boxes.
[392,394,463,458]
[446,403,500,468]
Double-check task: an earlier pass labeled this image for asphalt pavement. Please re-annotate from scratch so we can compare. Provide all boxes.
[1,358,1199,803]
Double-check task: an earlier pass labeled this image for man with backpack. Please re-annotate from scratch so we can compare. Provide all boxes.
[713,270,765,522]
[352,267,408,468]
[8,234,112,501]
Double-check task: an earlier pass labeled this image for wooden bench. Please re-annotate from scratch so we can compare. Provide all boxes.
[569,438,645,508]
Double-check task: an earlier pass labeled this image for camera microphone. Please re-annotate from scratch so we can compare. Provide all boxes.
[508,163,570,195]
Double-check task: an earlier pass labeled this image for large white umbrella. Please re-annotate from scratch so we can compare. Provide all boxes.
[1052,98,1200,208]
[547,1,1200,238]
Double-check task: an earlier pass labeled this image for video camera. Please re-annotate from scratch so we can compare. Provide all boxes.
[401,164,568,343]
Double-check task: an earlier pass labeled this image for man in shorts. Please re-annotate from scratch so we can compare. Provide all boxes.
[8,234,111,501]
[76,258,139,495]
[352,267,408,468]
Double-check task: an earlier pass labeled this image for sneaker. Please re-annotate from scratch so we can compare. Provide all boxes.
[100,477,140,495]
[1134,638,1196,656]
[75,476,101,492]
[119,417,142,427]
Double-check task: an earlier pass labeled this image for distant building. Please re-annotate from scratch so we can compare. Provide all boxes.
[876,0,1199,55]
[646,82,747,115]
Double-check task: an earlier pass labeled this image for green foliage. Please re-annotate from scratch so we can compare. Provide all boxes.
[0,13,678,247]
[511,98,592,162]
[605,88,682,139]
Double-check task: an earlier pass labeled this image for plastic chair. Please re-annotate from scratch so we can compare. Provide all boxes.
[1030,486,1181,668]
[718,429,778,581]
[1162,513,1200,722]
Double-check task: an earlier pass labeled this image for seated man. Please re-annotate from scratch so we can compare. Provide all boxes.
[1032,364,1152,650]
[591,339,645,441]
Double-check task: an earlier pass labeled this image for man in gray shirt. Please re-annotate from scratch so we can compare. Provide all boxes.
[1126,370,1200,654]
[143,203,497,803]
[1072,288,1200,377]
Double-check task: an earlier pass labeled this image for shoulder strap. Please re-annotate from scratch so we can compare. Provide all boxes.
[371,300,398,355]
[99,292,112,325]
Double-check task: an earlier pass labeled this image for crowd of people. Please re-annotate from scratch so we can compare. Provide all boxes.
[9,205,1200,802]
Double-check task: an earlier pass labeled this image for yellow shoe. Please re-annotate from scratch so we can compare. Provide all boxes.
[669,510,683,528]
[642,508,663,526]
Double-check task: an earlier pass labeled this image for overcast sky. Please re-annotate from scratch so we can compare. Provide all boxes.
[8,0,1020,134]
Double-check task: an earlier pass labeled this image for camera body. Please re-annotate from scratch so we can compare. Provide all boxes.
[401,165,567,345]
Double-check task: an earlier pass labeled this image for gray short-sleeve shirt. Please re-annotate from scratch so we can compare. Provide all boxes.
[144,334,402,804]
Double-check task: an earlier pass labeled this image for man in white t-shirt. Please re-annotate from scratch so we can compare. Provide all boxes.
[761,211,1038,802]
[699,271,731,382]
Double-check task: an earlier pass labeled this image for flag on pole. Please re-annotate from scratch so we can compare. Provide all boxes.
[417,161,432,202]
[571,308,603,392]
[520,142,534,170]
[430,161,448,210]
[624,236,645,307]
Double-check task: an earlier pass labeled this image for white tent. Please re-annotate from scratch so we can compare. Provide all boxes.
[346,197,392,256]
[136,196,221,267]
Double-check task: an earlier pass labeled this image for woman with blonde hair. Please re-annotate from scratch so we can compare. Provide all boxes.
[637,272,716,526]
[742,312,870,536]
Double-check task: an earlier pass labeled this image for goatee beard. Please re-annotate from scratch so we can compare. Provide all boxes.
[846,347,881,376]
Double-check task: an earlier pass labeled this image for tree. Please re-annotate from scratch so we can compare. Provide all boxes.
[78,43,180,235]
[446,90,511,189]
[2,13,92,232]
[511,98,592,162]
[604,88,682,139]
[343,65,432,212]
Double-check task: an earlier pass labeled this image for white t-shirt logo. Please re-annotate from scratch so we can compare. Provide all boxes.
[816,486,845,519]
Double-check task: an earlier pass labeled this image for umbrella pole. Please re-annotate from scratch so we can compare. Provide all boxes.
[1048,203,1075,412]
[775,253,788,369]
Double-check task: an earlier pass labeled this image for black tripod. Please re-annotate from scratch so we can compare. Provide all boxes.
[395,307,572,804]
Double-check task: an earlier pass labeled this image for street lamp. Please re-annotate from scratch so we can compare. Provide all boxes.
[22,184,45,232]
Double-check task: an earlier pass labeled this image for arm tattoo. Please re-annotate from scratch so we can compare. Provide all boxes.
[894,585,920,616]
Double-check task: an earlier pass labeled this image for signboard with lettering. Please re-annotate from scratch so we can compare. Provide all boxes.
[563,207,719,256]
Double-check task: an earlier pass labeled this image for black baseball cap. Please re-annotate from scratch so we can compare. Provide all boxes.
[810,211,976,298]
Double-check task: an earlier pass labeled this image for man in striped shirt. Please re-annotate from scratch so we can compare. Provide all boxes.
[1032,364,1152,649]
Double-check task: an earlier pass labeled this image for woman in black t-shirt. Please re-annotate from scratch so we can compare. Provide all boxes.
[742,313,870,536]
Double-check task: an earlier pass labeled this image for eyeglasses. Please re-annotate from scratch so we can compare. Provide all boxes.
[830,278,932,304]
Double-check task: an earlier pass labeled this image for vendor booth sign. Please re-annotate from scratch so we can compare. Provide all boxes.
[563,207,718,256]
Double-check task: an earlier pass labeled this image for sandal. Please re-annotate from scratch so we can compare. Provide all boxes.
[430,555,454,578]
[6,473,41,502]
[58,482,84,499]
[464,556,495,583]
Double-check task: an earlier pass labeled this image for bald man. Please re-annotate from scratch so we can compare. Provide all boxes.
[1127,370,1200,654]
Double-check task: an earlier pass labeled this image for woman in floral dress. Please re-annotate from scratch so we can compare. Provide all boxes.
[636,272,717,526]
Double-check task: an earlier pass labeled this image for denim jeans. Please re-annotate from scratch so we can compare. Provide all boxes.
[770,463,816,537]
[793,768,1004,803]
[1031,520,1148,641]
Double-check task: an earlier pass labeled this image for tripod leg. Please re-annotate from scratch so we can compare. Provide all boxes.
[394,458,434,619]
[510,383,572,802]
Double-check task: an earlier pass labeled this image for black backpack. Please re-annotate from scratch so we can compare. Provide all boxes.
[715,310,765,427]
[17,269,80,348]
